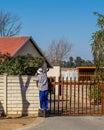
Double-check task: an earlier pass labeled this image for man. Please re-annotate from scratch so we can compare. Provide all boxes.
[34,68,48,110]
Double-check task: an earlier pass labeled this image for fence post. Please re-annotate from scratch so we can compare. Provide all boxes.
[102,82,104,114]
[4,73,7,115]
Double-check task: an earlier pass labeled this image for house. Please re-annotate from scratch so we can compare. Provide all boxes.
[76,66,96,81]
[0,36,52,68]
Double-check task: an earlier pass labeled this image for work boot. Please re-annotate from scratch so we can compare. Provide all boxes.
[38,109,46,117]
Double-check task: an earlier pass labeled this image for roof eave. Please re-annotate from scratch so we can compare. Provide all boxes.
[12,36,53,68]
[29,37,53,68]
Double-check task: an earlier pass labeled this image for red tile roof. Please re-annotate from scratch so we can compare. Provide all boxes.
[0,36,29,56]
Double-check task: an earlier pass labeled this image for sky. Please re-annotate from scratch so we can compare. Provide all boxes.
[0,0,104,61]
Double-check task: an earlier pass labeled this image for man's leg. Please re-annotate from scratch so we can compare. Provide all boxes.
[39,91,44,109]
[44,90,48,109]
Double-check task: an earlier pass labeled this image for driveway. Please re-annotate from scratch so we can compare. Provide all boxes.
[15,116,104,130]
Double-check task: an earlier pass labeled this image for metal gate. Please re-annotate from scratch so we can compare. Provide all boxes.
[48,77,104,115]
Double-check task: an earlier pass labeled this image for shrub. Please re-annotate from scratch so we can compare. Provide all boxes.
[88,85,102,104]
[0,53,44,75]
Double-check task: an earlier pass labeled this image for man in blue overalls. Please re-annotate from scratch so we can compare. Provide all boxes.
[34,68,49,116]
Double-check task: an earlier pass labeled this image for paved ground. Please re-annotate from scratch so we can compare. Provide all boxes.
[13,115,104,130]
[0,116,45,130]
[1,115,104,130]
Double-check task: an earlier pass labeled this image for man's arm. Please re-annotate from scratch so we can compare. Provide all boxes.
[33,73,39,81]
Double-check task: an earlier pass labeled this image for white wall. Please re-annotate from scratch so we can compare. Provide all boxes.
[61,68,78,81]
[47,66,60,81]
[0,75,39,117]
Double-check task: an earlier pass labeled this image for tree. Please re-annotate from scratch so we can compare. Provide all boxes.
[66,56,75,68]
[60,56,94,68]
[91,12,104,80]
[47,39,72,65]
[0,11,22,36]
[74,56,83,67]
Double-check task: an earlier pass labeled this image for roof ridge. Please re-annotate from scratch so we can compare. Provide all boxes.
[0,36,30,38]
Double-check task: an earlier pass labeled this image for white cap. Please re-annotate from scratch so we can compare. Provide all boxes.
[37,68,43,74]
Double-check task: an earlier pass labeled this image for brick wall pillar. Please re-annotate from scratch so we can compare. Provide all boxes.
[3,73,7,115]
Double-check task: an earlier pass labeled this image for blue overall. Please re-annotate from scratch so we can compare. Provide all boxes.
[39,90,48,109]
